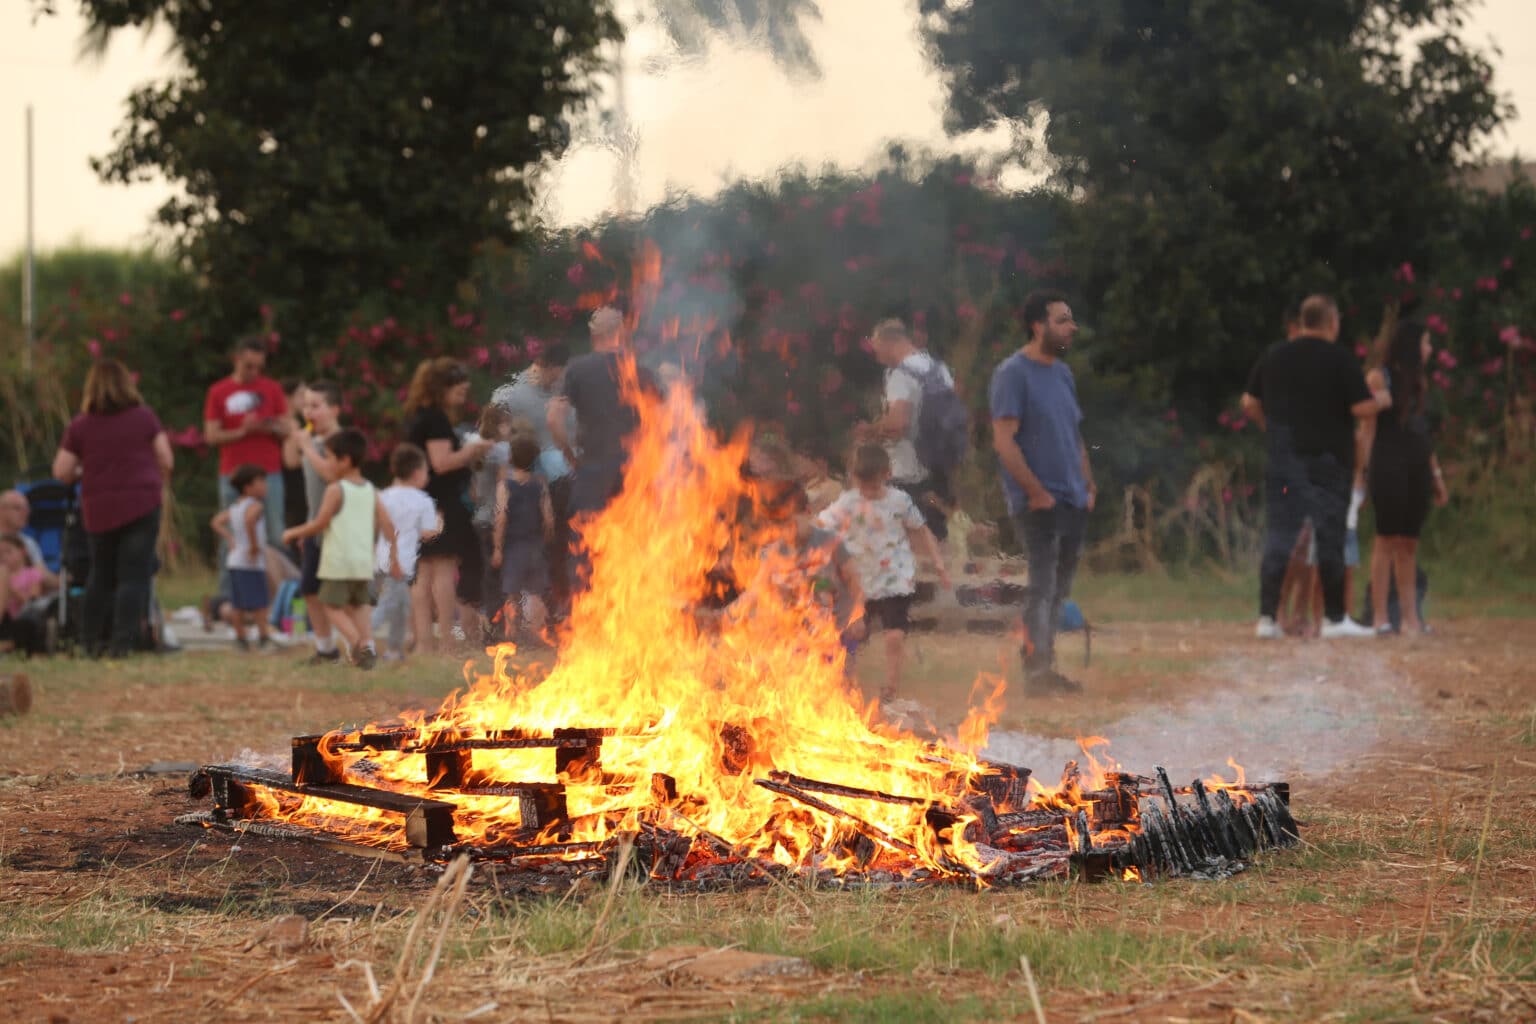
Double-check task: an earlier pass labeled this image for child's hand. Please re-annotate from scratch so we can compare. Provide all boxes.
[491,549,503,570]
[845,616,867,642]
[281,527,298,545]
[937,567,953,590]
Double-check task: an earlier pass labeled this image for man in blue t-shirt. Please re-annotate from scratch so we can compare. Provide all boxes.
[989,290,1096,695]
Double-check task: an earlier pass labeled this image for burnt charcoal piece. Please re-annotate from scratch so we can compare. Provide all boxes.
[767,770,925,807]
[188,768,211,800]
[292,734,345,785]
[650,773,679,805]
[719,724,754,775]
[1216,789,1259,857]
[1073,850,1115,882]
[1190,779,1238,862]
[755,777,917,857]
[970,761,1031,810]
[554,728,604,777]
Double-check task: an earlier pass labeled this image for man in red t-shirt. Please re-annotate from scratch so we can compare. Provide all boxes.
[204,338,291,586]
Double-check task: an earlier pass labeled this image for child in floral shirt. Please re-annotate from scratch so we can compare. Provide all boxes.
[818,444,949,706]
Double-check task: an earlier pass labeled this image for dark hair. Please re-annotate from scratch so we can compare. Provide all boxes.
[1022,290,1069,337]
[852,443,891,483]
[328,428,367,467]
[390,442,427,480]
[510,437,541,471]
[1384,320,1428,423]
[404,357,470,413]
[536,341,571,369]
[306,379,341,409]
[233,336,267,358]
[230,464,266,494]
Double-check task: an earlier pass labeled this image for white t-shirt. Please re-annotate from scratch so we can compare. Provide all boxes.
[376,485,439,578]
[817,487,927,600]
[882,351,953,484]
[225,495,266,571]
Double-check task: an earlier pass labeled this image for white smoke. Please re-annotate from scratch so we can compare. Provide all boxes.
[980,643,1417,785]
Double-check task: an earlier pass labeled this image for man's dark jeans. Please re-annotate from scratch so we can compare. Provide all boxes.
[1014,503,1088,674]
[1259,433,1351,622]
[84,507,160,657]
[567,458,626,594]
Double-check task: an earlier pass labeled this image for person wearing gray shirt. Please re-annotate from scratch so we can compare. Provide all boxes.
[491,342,571,481]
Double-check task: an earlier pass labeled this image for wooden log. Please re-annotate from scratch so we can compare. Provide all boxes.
[0,672,31,716]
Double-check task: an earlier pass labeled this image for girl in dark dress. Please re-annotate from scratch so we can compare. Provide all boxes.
[403,358,494,652]
[1362,320,1449,635]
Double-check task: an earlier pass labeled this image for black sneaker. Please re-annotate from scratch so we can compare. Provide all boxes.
[1024,668,1084,696]
[305,649,342,666]
[353,646,377,671]
[235,636,251,653]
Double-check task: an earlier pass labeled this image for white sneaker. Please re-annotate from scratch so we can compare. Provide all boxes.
[1320,617,1374,639]
[1255,616,1283,640]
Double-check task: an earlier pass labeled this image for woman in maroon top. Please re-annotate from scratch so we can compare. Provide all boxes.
[52,359,174,657]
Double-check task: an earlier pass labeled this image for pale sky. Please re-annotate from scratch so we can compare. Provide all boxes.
[3,0,1535,257]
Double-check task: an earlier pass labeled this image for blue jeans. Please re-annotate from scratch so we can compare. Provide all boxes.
[1013,504,1087,673]
[1259,433,1350,622]
[372,574,412,655]
[84,506,160,657]
[216,471,285,596]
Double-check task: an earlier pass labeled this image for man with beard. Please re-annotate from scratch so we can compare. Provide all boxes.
[1246,295,1387,639]
[989,291,1096,694]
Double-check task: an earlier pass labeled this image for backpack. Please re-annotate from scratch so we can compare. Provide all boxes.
[901,359,969,480]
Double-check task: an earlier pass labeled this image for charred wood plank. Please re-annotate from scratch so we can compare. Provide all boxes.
[766,770,926,806]
[204,763,457,849]
[754,778,918,857]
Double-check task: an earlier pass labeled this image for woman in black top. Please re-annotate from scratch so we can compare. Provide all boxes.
[1362,320,1448,635]
[403,358,494,652]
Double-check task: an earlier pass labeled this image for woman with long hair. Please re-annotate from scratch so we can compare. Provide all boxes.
[1361,320,1449,635]
[403,358,494,652]
[52,359,174,657]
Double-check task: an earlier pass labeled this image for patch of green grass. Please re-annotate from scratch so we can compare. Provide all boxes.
[774,992,1003,1024]
[1,894,156,952]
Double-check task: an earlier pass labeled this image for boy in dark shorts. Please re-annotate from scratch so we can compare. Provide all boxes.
[211,464,273,651]
[817,445,949,705]
[492,437,554,641]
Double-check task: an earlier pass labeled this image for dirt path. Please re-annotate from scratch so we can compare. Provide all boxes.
[1,619,1532,1022]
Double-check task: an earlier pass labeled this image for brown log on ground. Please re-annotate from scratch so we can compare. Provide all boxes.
[0,672,31,715]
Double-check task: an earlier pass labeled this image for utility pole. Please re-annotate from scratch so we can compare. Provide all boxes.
[23,104,36,370]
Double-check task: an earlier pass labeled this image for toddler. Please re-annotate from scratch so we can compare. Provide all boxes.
[492,437,553,641]
[211,464,273,650]
[373,443,441,661]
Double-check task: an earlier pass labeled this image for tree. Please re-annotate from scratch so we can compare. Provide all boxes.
[63,0,621,357]
[922,0,1510,413]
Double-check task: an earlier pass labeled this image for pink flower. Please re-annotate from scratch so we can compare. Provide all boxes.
[548,301,574,322]
[786,400,802,416]
[86,339,101,357]
[1222,488,1233,504]
[1242,484,1256,499]
[1426,314,1449,336]
[1451,288,1463,300]
[1163,409,1178,422]
[1523,227,1533,241]
[1431,369,1452,389]
[830,206,848,229]
[1435,349,1457,370]
[473,346,490,367]
[1394,262,1415,284]
[1503,258,1515,270]
[102,328,118,342]
[1217,410,1232,427]
[566,263,586,285]
[389,277,404,291]
[497,342,516,362]
[956,303,979,321]
[1354,343,1368,358]
[259,303,273,321]
[1500,325,1524,347]
[843,258,860,272]
[1482,357,1505,375]
[170,309,186,322]
[1477,276,1499,293]
[1231,415,1249,432]
[1432,287,1445,300]
[118,292,134,306]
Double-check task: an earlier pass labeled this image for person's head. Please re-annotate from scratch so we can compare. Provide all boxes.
[389,442,429,488]
[533,341,570,388]
[327,428,368,472]
[589,306,626,352]
[404,357,471,415]
[851,443,892,489]
[0,490,28,533]
[869,319,917,368]
[387,442,430,488]
[81,357,144,416]
[1298,295,1341,342]
[230,463,268,499]
[509,436,541,474]
[1283,300,1303,340]
[0,535,28,573]
[302,379,342,433]
[1022,290,1076,356]
[1385,319,1430,419]
[231,337,268,383]
[477,402,514,442]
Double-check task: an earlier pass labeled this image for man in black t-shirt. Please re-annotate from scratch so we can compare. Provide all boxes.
[1247,295,1388,639]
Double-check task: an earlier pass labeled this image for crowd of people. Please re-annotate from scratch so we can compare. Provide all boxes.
[0,287,1445,707]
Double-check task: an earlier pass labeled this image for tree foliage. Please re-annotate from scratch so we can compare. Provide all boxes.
[922,0,1511,413]
[71,0,621,354]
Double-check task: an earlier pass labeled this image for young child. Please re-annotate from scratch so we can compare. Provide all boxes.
[282,429,394,670]
[373,443,441,661]
[211,464,273,651]
[492,437,553,641]
[817,444,949,705]
[745,480,865,659]
[471,404,515,624]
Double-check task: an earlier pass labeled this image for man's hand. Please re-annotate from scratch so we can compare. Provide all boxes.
[1027,488,1057,512]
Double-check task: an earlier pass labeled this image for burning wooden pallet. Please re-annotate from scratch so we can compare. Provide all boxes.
[185,722,1298,889]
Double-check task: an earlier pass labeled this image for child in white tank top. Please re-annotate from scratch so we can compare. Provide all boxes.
[211,465,273,650]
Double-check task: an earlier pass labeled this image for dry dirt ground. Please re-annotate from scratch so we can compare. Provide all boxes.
[1,614,1534,1022]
